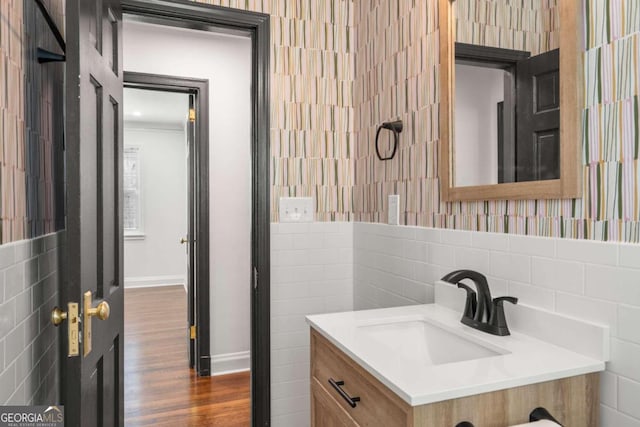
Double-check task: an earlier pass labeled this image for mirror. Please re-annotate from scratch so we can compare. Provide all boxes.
[455,44,559,186]
[439,0,582,201]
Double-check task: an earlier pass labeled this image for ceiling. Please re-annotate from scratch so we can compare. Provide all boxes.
[123,88,190,128]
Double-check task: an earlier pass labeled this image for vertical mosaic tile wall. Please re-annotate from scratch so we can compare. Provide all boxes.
[583,0,640,242]
[353,0,640,243]
[0,0,27,242]
[2,0,639,238]
[190,0,356,222]
[352,0,442,227]
[456,0,559,56]
[0,0,64,244]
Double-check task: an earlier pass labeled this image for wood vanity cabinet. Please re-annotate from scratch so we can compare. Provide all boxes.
[310,329,599,427]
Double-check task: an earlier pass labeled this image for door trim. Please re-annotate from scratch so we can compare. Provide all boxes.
[123,71,211,375]
[121,2,271,426]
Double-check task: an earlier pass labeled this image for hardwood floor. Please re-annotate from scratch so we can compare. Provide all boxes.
[124,285,250,426]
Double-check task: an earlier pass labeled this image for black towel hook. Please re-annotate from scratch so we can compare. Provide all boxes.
[375,120,403,161]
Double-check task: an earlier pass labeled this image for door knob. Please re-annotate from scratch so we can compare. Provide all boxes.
[180,237,188,244]
[87,301,110,320]
[51,307,67,326]
[84,291,110,357]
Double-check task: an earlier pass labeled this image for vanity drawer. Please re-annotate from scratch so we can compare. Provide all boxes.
[311,377,360,427]
[310,329,410,427]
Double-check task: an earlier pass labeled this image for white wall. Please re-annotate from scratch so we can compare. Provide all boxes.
[455,64,504,187]
[123,125,188,288]
[123,20,252,372]
[271,222,354,427]
[354,222,640,427]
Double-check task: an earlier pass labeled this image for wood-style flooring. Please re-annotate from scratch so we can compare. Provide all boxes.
[124,285,250,426]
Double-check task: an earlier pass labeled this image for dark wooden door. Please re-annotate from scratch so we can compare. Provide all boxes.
[62,0,124,425]
[187,94,196,368]
[516,48,560,182]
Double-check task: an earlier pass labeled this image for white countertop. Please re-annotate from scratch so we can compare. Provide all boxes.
[306,304,606,406]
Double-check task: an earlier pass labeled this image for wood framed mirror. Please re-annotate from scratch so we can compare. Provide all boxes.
[439,0,583,202]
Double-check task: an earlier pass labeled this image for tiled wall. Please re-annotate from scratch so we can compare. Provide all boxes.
[352,0,640,243]
[271,222,353,426]
[352,0,441,227]
[0,0,65,408]
[0,0,27,242]
[354,221,640,426]
[2,0,639,237]
[187,0,355,222]
[582,0,640,243]
[0,0,65,243]
[4,0,638,237]
[456,0,559,55]
[0,231,63,405]
[5,0,356,229]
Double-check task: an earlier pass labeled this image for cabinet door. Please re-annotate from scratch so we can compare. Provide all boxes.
[312,378,359,427]
[311,330,410,427]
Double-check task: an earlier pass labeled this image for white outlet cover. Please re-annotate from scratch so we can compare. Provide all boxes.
[388,195,400,225]
[279,197,314,223]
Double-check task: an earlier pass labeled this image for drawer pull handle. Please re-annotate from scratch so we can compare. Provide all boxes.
[328,378,361,408]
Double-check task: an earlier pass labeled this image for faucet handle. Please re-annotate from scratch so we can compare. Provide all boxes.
[457,283,477,319]
[488,296,518,336]
[493,296,518,306]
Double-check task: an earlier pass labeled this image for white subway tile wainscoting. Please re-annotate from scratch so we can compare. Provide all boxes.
[0,232,63,405]
[354,222,640,427]
[271,222,353,427]
[270,222,640,426]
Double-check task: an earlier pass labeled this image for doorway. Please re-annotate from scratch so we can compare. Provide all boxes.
[121,87,192,373]
[122,74,211,375]
[115,6,272,423]
[120,80,233,424]
[59,1,270,425]
[120,4,264,423]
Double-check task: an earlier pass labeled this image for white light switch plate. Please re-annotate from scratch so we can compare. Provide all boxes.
[388,195,399,225]
[279,197,314,223]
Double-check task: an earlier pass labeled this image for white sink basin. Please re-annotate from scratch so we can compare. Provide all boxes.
[307,302,608,406]
[357,318,504,366]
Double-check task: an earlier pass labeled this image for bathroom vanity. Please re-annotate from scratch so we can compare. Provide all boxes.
[311,329,597,427]
[307,283,608,427]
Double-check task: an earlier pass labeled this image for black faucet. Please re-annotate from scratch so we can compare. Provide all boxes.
[441,269,518,336]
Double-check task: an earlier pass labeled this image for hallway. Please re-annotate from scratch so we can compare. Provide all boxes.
[124,286,250,426]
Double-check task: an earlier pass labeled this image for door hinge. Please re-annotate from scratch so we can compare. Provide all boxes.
[189,108,196,122]
[253,267,258,290]
[190,325,196,340]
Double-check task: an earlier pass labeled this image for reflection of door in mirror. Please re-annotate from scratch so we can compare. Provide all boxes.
[515,49,560,182]
[453,0,560,188]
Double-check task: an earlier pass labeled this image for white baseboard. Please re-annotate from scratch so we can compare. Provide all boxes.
[211,351,250,376]
[124,275,186,289]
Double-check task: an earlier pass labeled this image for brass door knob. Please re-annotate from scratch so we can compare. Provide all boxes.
[180,238,188,244]
[51,307,67,326]
[83,291,109,357]
[87,301,110,320]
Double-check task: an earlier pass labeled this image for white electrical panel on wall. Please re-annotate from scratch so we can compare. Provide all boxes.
[388,195,400,225]
[279,197,314,223]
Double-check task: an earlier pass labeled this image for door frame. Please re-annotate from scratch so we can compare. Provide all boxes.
[120,1,271,425]
[123,71,211,375]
